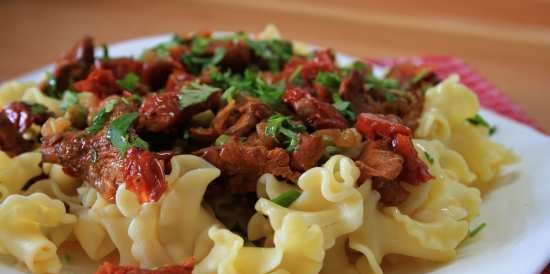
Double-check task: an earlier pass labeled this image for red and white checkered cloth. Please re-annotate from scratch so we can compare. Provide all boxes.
[366,56,548,273]
[365,56,546,134]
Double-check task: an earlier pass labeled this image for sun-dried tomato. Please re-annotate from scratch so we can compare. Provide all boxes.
[74,68,123,98]
[123,148,167,203]
[94,258,194,274]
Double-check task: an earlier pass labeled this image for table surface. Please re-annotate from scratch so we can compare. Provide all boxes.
[1,0,549,131]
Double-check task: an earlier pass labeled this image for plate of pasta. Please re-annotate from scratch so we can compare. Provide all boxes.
[1,25,550,274]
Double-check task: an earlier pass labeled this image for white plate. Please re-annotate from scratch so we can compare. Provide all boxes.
[2,34,550,274]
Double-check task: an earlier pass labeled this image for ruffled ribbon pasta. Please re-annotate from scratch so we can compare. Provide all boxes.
[416,75,517,186]
[0,193,76,274]
[73,155,221,268]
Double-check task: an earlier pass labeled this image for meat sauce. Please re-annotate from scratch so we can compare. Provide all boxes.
[27,32,442,272]
[0,102,50,156]
[95,259,194,274]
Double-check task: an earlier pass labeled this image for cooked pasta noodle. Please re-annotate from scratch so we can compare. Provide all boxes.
[416,75,517,187]
[0,193,76,274]
[73,155,221,268]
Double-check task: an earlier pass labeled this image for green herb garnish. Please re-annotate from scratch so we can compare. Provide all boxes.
[315,72,355,121]
[411,68,431,84]
[247,39,293,72]
[85,99,118,134]
[315,71,341,92]
[322,145,342,162]
[190,36,211,55]
[272,189,302,207]
[468,222,486,238]
[289,65,304,86]
[424,151,434,165]
[250,77,285,106]
[265,114,306,151]
[466,114,497,135]
[107,112,149,155]
[332,94,355,121]
[215,134,231,147]
[101,44,109,60]
[178,82,220,109]
[383,91,398,102]
[60,91,80,110]
[29,103,49,116]
[43,72,61,99]
[209,68,284,105]
[147,34,183,59]
[221,86,238,102]
[116,73,140,92]
[366,75,399,90]
[181,46,226,75]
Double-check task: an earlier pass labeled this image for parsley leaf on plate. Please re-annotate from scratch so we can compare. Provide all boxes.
[466,114,497,135]
[86,99,118,134]
[315,71,356,121]
[101,44,109,60]
[178,82,220,109]
[366,74,400,90]
[60,90,80,110]
[107,112,149,155]
[424,151,435,165]
[247,38,292,72]
[265,114,306,151]
[271,189,302,207]
[468,222,487,238]
[116,73,140,92]
[289,65,305,86]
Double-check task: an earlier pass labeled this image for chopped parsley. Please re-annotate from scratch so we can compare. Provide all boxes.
[424,151,434,165]
[60,91,80,110]
[366,75,399,90]
[383,91,398,102]
[28,103,49,116]
[315,72,356,121]
[178,82,220,109]
[247,38,293,72]
[148,34,184,59]
[249,77,285,106]
[101,44,109,60]
[271,189,302,207]
[116,73,140,92]
[210,69,285,106]
[221,86,238,102]
[289,65,304,86]
[322,145,342,162]
[43,72,62,99]
[85,99,118,134]
[466,114,497,135]
[411,68,431,84]
[315,71,341,92]
[265,114,306,151]
[215,134,231,147]
[190,36,211,55]
[181,46,226,75]
[468,222,486,238]
[107,112,149,155]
